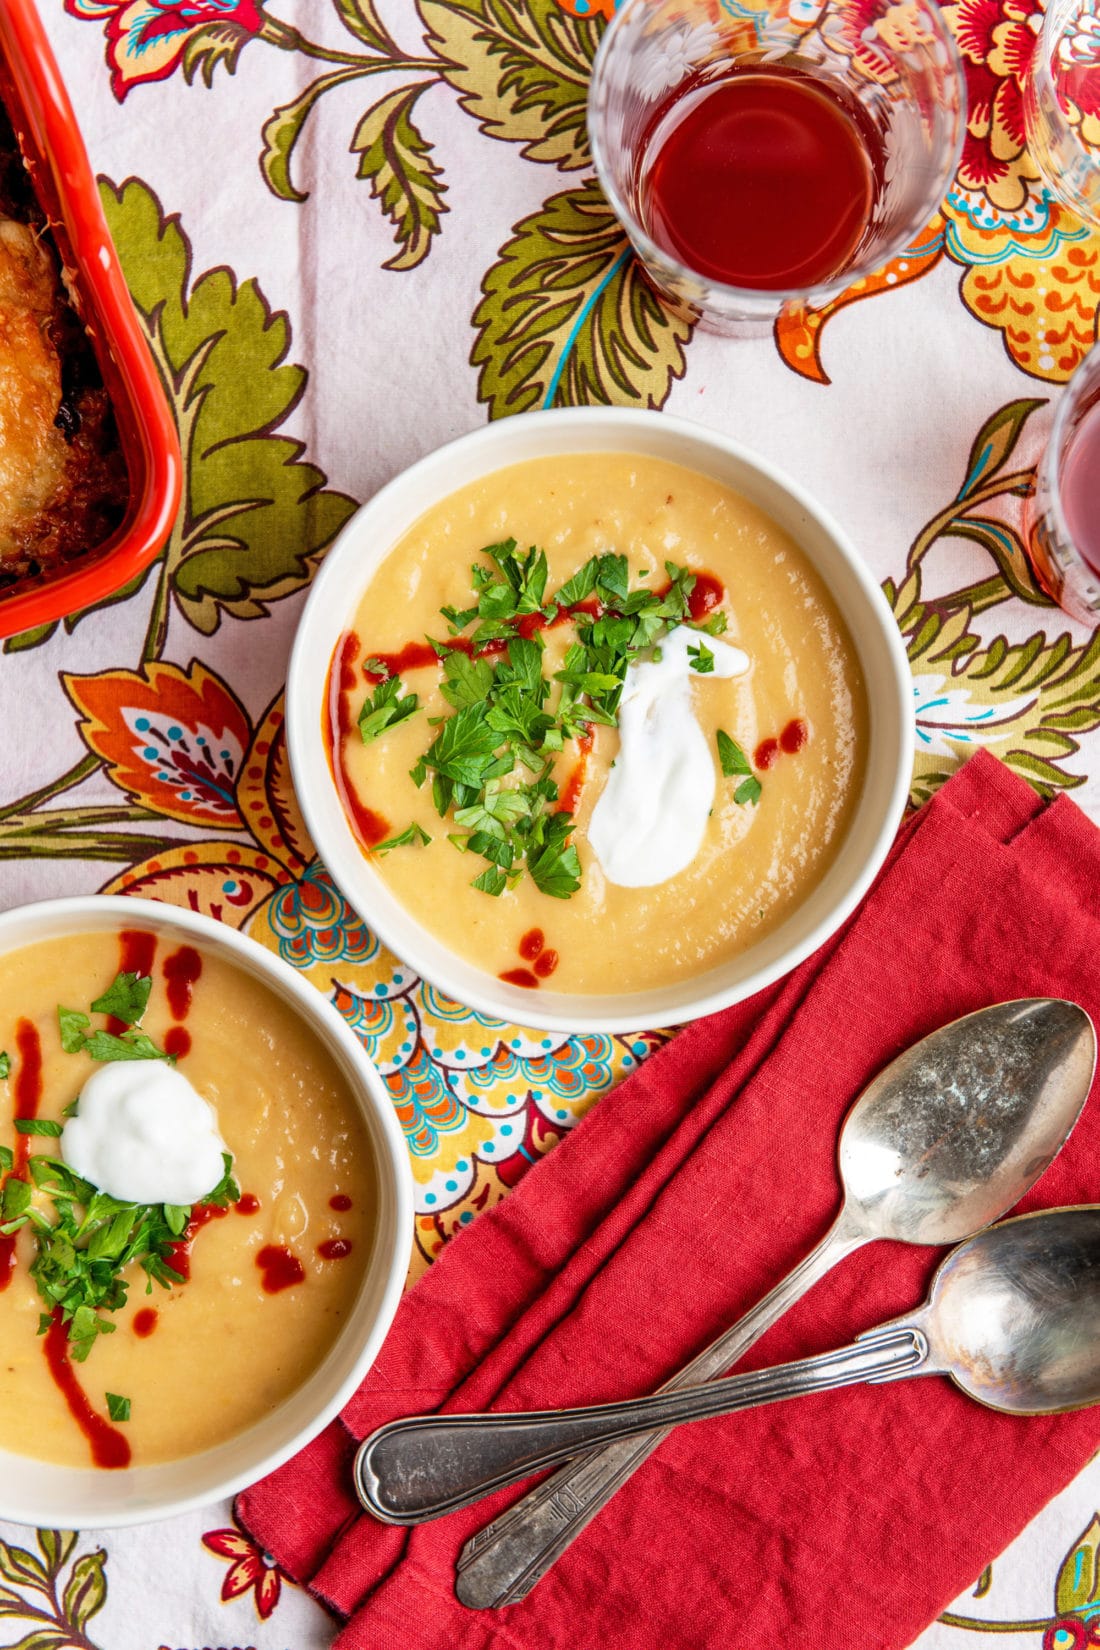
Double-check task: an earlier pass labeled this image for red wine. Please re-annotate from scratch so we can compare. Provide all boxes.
[1062,399,1100,571]
[638,64,883,291]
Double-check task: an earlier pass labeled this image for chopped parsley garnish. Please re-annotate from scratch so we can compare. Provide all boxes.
[91,972,151,1026]
[358,675,419,744]
[0,1052,8,1080]
[374,823,431,855]
[358,543,740,897]
[58,970,173,1065]
[0,978,239,1361]
[106,1392,131,1423]
[0,1149,239,1363]
[716,730,762,807]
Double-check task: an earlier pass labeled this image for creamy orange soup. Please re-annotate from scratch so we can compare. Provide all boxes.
[329,453,868,994]
[0,929,375,1469]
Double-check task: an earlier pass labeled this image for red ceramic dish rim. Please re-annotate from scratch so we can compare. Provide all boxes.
[0,0,182,639]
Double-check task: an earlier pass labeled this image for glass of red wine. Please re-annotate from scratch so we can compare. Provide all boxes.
[588,0,966,333]
[1024,0,1100,228]
[1026,344,1100,624]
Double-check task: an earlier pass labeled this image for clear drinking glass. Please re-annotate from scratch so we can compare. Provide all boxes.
[588,0,967,333]
[1026,343,1100,625]
[1024,0,1100,227]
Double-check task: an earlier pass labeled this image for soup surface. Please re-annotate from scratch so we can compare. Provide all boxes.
[0,929,375,1469]
[328,453,868,993]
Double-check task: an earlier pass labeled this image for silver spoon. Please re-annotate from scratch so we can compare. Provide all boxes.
[356,1204,1100,1525]
[353,998,1095,1603]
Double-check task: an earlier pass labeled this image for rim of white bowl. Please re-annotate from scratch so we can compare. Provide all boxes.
[288,407,915,1034]
[0,894,413,1528]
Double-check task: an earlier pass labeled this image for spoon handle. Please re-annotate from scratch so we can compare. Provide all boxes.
[449,1211,865,1608]
[356,1322,925,1527]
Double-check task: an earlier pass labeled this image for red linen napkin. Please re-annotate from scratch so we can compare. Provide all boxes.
[238,750,1100,1649]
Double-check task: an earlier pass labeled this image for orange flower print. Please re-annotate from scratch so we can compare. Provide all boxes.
[64,0,266,101]
[202,1524,286,1621]
[63,661,252,829]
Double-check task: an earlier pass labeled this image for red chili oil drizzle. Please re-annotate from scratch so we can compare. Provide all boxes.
[133,1307,158,1338]
[108,931,157,1033]
[756,718,809,771]
[781,717,808,753]
[164,946,201,1020]
[167,1201,229,1282]
[318,1238,353,1261]
[557,725,594,817]
[329,1193,353,1212]
[323,631,392,851]
[119,929,157,980]
[518,929,545,961]
[164,1026,191,1060]
[44,1310,131,1469]
[686,573,723,622]
[533,950,559,979]
[257,1244,305,1293]
[236,1192,261,1215]
[500,968,539,989]
[0,1020,43,1292]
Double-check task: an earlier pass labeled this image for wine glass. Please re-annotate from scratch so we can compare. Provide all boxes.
[1026,342,1100,624]
[587,0,967,334]
[1024,0,1100,227]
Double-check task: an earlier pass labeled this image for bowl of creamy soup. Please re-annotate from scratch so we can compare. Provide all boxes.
[289,409,913,1031]
[0,895,413,1526]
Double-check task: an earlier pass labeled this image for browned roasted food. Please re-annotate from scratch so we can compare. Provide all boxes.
[0,104,127,593]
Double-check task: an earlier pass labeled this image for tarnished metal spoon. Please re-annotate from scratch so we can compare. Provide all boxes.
[351,998,1095,1603]
[357,1205,1100,1526]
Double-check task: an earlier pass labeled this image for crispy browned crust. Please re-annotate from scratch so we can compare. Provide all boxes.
[0,106,129,596]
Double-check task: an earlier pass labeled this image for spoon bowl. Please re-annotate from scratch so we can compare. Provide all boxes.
[838,999,1096,1246]
[919,1205,1100,1413]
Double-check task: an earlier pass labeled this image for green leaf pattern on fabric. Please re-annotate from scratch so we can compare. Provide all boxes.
[418,0,599,170]
[98,178,358,643]
[472,179,693,416]
[352,82,448,270]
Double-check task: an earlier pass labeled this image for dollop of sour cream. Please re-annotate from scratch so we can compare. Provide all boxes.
[587,624,750,888]
[61,1063,230,1206]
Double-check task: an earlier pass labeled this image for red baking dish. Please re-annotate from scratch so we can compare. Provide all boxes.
[0,0,182,639]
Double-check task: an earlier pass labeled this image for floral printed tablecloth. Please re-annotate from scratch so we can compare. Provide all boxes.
[1,0,1100,1645]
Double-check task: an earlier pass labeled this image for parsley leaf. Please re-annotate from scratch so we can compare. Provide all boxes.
[90,972,151,1027]
[359,675,420,744]
[716,730,754,778]
[0,1052,8,1079]
[551,557,599,610]
[688,642,715,674]
[439,651,495,710]
[106,1392,131,1423]
[81,1029,174,1065]
[58,1007,90,1053]
[471,865,507,896]
[14,1119,63,1137]
[423,703,502,790]
[59,976,173,1064]
[373,823,432,855]
[716,731,762,806]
